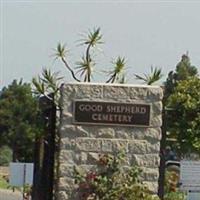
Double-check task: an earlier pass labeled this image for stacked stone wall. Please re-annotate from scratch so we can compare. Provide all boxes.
[58,83,163,200]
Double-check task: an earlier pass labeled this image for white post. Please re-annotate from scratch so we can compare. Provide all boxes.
[22,164,26,200]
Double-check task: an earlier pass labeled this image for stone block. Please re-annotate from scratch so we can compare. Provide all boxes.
[129,140,145,154]
[115,130,130,139]
[152,101,162,114]
[75,84,103,99]
[80,152,88,164]
[112,140,129,153]
[60,138,76,150]
[131,154,160,167]
[147,87,163,101]
[87,152,99,164]
[140,167,159,182]
[57,191,69,200]
[103,85,129,99]
[151,114,162,127]
[130,128,146,140]
[61,84,77,101]
[129,140,150,154]
[101,139,113,152]
[60,125,89,138]
[59,150,80,164]
[129,87,148,100]
[75,138,101,152]
[97,128,115,138]
[59,177,75,191]
[59,164,75,177]
[144,128,161,143]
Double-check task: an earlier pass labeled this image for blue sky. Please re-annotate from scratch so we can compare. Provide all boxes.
[1,1,200,88]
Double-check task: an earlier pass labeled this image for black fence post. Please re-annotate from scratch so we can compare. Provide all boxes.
[158,108,167,199]
[32,95,56,200]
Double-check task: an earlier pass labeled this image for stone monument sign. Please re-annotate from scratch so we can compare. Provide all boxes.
[58,83,163,199]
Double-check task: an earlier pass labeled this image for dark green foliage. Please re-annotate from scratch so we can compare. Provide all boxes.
[164,192,186,200]
[164,54,199,155]
[166,77,200,154]
[0,146,12,166]
[164,54,198,101]
[0,80,43,162]
[175,54,197,80]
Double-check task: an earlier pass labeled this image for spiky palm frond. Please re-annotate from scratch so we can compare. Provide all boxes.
[81,27,103,47]
[41,69,63,92]
[75,28,102,82]
[134,66,163,85]
[54,43,80,82]
[54,43,68,59]
[106,56,126,83]
[32,68,63,100]
[32,77,46,96]
[76,56,94,82]
[114,57,126,74]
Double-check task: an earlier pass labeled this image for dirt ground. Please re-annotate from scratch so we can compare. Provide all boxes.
[0,167,9,176]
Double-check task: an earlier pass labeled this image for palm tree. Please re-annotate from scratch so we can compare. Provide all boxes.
[106,56,126,83]
[134,66,163,85]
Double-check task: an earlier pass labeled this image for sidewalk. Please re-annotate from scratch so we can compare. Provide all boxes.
[0,189,22,200]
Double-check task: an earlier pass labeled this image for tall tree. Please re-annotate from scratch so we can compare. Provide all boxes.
[0,80,42,162]
[164,54,198,101]
[164,54,199,155]
[166,77,200,155]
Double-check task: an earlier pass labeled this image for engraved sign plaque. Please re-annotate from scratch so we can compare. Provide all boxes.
[73,101,151,127]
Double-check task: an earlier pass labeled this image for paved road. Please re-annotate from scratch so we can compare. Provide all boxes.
[0,189,22,200]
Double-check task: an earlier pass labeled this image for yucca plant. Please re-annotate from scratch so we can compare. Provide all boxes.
[76,56,95,82]
[32,68,63,104]
[55,28,103,82]
[76,27,103,82]
[106,56,126,83]
[53,27,129,84]
[134,66,163,85]
[54,43,80,82]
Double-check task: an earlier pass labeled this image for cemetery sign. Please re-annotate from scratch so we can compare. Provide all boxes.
[73,100,151,126]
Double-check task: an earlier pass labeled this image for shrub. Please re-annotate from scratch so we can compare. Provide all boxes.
[74,152,159,200]
[0,146,12,166]
[164,171,179,193]
[164,171,186,200]
[164,192,186,200]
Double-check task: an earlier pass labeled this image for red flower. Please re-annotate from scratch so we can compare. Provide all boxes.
[86,172,97,182]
